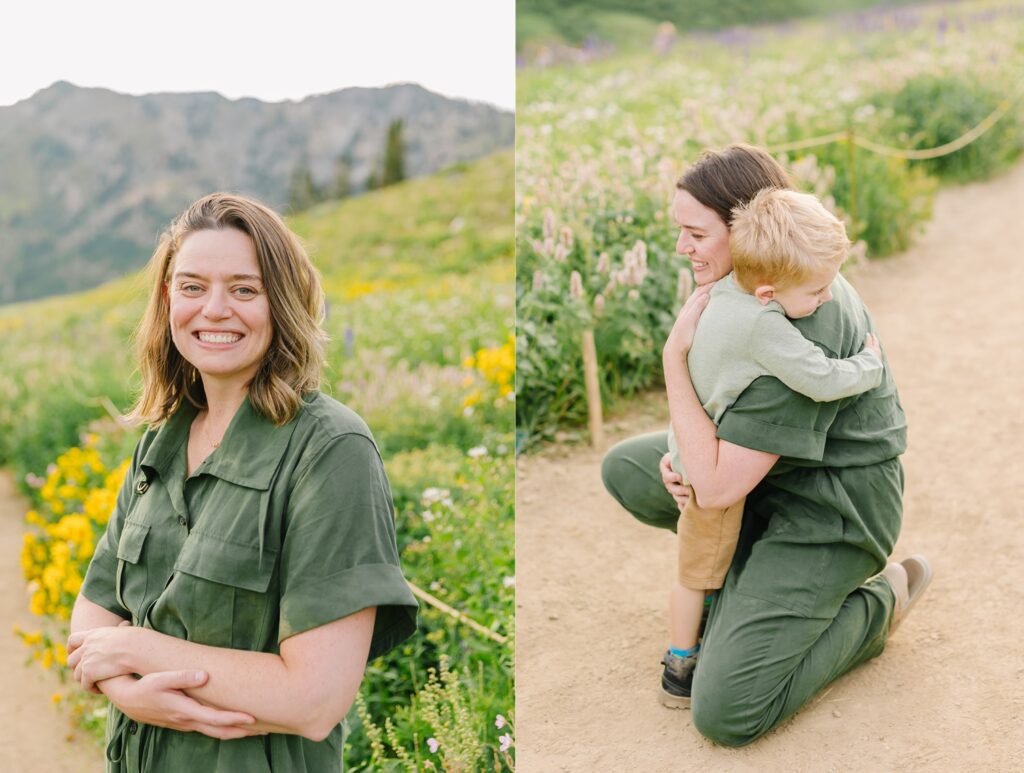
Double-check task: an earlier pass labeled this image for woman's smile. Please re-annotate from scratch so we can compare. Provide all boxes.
[193,330,245,346]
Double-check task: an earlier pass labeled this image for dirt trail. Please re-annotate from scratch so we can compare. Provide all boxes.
[0,471,105,771]
[516,160,1024,771]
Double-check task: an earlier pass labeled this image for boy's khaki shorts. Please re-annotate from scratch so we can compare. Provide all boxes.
[677,487,745,590]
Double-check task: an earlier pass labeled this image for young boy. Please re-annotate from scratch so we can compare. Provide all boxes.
[661,188,884,707]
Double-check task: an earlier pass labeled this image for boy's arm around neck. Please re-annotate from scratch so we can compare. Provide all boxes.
[751,311,883,403]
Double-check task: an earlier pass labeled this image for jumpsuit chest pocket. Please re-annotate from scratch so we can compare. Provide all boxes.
[172,532,278,649]
[115,521,151,623]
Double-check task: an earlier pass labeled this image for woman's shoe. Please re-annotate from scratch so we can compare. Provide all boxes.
[881,554,933,635]
[658,650,698,709]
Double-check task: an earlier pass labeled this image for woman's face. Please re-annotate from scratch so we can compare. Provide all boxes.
[167,228,273,389]
[671,189,733,285]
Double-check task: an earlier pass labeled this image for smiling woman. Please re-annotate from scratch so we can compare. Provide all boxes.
[66,193,418,772]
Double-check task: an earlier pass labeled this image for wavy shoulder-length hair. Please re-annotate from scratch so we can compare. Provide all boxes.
[126,193,326,428]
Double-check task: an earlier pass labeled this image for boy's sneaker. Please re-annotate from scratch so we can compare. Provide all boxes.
[658,649,698,709]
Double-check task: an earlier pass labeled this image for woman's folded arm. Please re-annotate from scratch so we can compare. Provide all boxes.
[68,603,376,741]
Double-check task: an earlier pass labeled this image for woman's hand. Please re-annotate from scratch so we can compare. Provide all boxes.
[67,622,136,693]
[663,282,714,362]
[101,672,263,740]
[862,332,881,360]
[659,452,691,513]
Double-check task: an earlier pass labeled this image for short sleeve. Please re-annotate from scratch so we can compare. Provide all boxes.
[278,433,417,658]
[717,375,841,462]
[80,440,143,619]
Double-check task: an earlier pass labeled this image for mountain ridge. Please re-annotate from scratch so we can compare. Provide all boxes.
[0,81,513,304]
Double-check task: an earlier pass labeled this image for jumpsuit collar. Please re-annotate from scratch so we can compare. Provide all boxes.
[137,394,299,491]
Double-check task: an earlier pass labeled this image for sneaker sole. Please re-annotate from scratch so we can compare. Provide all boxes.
[658,686,691,710]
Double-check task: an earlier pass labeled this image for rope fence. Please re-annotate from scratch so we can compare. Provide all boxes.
[766,79,1024,158]
[408,581,508,644]
[579,79,1024,449]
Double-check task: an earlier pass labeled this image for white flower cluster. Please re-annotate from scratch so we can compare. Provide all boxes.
[605,239,648,294]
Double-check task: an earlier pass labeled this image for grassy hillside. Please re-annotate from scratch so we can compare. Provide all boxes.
[0,149,513,474]
[3,149,515,769]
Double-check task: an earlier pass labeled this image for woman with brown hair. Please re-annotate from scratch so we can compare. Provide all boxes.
[601,144,930,745]
[65,193,417,771]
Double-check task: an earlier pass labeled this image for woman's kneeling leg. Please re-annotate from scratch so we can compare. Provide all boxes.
[600,431,679,531]
[691,565,895,746]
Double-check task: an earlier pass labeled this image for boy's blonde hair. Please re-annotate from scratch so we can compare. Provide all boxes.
[729,188,850,292]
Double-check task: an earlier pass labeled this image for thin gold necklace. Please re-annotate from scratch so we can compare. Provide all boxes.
[201,413,227,449]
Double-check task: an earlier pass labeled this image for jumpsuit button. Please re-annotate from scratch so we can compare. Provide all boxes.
[136,480,149,494]
[128,720,138,735]
[177,514,187,526]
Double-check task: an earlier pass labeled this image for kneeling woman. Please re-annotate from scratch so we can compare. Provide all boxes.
[67,193,417,772]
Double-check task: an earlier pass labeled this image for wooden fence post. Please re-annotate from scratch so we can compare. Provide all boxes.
[581,328,604,449]
[846,127,859,241]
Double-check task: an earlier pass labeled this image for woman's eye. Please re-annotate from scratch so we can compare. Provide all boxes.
[233,286,258,298]
[181,284,203,294]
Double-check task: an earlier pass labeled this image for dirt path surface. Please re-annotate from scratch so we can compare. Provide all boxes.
[516,160,1024,771]
[0,471,106,771]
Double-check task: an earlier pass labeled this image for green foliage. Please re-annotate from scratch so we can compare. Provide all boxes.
[287,161,322,213]
[349,445,515,771]
[383,119,407,187]
[365,120,409,193]
[818,145,936,257]
[874,73,1024,182]
[333,154,353,199]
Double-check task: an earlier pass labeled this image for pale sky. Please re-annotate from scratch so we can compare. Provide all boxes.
[1,1,514,110]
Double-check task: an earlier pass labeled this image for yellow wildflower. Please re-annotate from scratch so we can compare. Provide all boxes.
[42,565,63,601]
[62,571,83,596]
[105,459,131,491]
[84,488,116,526]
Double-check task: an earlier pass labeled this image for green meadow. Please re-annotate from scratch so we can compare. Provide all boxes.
[1,149,515,770]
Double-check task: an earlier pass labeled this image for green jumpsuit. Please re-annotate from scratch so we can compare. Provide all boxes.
[81,391,418,771]
[601,274,907,746]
